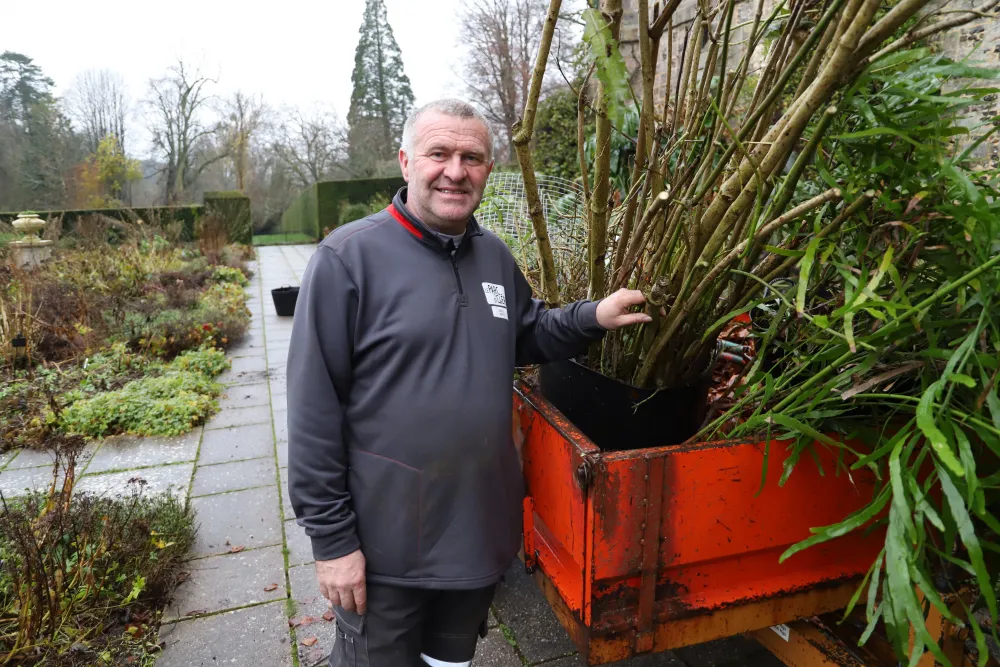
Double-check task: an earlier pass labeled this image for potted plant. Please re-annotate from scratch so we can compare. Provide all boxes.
[509,0,1000,663]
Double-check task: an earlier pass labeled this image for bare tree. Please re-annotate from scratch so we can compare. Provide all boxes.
[145,60,227,204]
[220,91,267,192]
[272,106,351,188]
[460,0,559,162]
[66,69,129,155]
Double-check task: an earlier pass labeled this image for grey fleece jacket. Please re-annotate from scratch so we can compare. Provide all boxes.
[286,188,605,589]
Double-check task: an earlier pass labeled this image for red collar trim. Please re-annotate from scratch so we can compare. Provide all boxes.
[387,204,422,239]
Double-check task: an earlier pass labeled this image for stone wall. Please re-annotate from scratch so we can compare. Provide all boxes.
[616,0,1000,167]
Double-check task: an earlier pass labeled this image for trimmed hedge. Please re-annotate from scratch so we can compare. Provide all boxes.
[1,192,253,244]
[280,177,405,240]
[204,191,252,245]
[0,206,202,241]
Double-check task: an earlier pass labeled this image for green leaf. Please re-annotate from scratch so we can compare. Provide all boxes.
[938,463,997,624]
[582,8,632,131]
[779,485,890,563]
[832,127,928,149]
[948,373,976,388]
[917,381,964,477]
[986,386,1000,432]
[797,238,821,314]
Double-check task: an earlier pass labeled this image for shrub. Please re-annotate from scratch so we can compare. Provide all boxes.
[0,443,196,666]
[213,265,248,287]
[57,348,227,437]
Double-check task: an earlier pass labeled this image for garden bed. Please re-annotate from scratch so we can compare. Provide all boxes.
[0,217,254,664]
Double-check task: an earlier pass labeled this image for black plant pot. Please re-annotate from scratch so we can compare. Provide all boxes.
[538,358,711,452]
[271,286,299,317]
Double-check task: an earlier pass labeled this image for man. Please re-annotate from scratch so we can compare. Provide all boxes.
[287,99,651,667]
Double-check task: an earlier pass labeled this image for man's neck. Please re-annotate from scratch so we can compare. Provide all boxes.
[405,199,467,236]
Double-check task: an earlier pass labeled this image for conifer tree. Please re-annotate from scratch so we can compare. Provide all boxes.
[347,0,415,175]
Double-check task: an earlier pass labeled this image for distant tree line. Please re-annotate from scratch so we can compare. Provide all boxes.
[0,0,587,229]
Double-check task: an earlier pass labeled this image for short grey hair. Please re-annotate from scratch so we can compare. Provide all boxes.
[401,99,495,162]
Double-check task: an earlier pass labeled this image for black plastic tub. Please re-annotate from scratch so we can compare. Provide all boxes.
[271,286,299,317]
[537,358,711,452]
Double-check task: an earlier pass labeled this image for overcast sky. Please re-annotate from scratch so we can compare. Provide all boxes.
[4,0,467,153]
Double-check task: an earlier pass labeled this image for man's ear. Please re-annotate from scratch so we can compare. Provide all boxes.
[486,158,495,179]
[399,149,410,181]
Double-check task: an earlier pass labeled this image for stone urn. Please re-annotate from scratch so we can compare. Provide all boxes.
[7,212,54,268]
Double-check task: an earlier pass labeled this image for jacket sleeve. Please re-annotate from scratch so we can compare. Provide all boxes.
[512,260,607,366]
[286,246,362,562]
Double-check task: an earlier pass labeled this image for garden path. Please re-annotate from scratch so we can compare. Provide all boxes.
[0,244,779,667]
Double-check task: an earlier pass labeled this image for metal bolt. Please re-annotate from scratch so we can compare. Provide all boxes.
[644,475,649,481]
[640,539,645,544]
[641,523,646,529]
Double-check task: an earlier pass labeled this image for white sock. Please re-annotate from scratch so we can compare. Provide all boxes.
[420,654,471,667]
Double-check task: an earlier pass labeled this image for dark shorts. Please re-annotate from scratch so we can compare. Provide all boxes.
[329,583,496,667]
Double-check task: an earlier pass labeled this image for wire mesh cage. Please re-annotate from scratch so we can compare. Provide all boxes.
[475,171,588,302]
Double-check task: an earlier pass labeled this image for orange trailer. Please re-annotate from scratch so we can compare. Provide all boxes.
[513,379,885,665]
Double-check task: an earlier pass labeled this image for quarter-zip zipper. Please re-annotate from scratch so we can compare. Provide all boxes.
[448,245,469,307]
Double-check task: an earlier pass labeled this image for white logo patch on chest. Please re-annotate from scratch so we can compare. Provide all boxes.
[482,282,508,319]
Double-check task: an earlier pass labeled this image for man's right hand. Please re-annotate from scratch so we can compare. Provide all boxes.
[316,549,367,614]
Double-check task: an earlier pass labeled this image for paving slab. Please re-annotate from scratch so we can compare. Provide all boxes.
[190,485,282,557]
[288,563,336,665]
[205,404,272,430]
[219,367,270,387]
[217,382,271,410]
[5,447,60,470]
[77,462,193,500]
[164,545,286,621]
[191,457,277,497]
[285,519,314,567]
[228,355,268,375]
[85,431,201,474]
[199,422,274,465]
[0,465,64,497]
[156,601,292,667]
[270,380,288,401]
[273,409,288,444]
[277,439,289,468]
[0,448,17,470]
[493,563,578,664]
[227,332,266,358]
[472,630,524,667]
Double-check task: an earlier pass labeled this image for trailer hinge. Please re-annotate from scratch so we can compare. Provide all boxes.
[575,460,593,491]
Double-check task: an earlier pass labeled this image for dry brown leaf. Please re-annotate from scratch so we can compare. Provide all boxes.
[230,545,245,553]
[264,583,279,592]
[301,637,319,647]
[186,609,207,617]
[322,610,334,622]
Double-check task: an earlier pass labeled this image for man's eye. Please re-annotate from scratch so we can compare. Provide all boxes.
[464,156,482,165]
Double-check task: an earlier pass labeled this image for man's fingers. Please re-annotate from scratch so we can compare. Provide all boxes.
[617,313,653,326]
[328,590,342,609]
[354,583,368,615]
[615,289,647,307]
[340,589,357,613]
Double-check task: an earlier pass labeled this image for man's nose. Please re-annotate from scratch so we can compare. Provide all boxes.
[443,155,466,182]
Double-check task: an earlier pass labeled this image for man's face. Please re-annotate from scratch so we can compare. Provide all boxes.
[399,111,494,233]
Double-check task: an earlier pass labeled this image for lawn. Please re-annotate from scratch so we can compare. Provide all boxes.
[252,232,315,245]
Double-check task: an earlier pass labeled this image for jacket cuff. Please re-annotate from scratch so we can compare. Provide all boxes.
[309,530,362,562]
[580,300,607,336]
